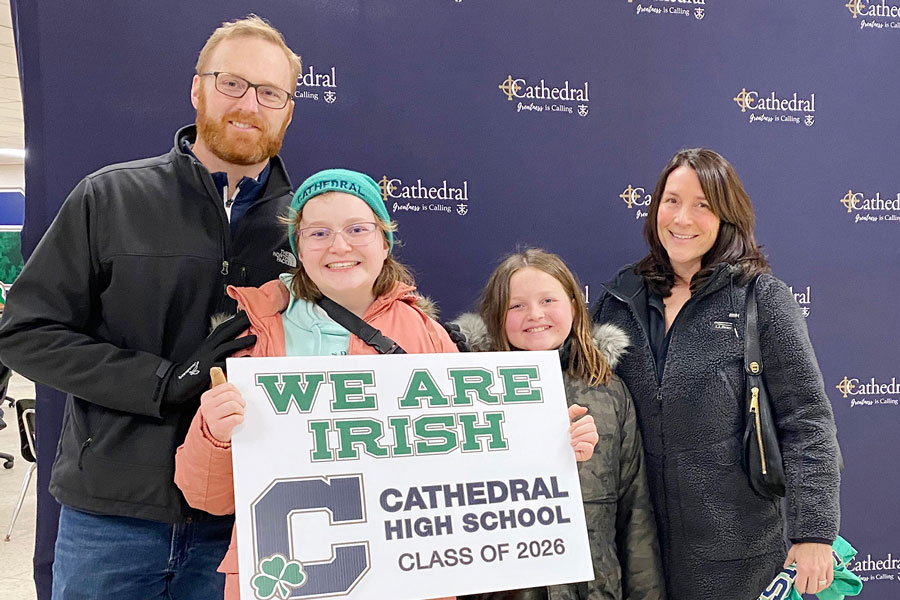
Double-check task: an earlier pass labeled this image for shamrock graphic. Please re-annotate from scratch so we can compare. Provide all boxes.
[252,554,306,600]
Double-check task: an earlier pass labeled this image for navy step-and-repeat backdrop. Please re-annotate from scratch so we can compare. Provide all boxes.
[13,1,900,597]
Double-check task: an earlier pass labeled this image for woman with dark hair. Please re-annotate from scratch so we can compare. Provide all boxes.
[592,148,841,599]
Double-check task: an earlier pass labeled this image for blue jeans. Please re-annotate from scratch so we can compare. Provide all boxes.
[52,505,233,600]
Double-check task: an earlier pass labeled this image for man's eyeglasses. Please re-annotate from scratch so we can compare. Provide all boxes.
[199,72,293,109]
[297,223,380,249]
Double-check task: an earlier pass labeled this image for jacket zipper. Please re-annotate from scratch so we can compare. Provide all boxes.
[604,286,673,563]
[190,154,288,307]
[78,437,93,470]
[604,286,668,443]
[193,163,233,288]
[603,286,651,345]
[604,285,666,382]
[604,269,737,569]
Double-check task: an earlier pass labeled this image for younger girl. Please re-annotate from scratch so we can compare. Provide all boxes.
[453,248,665,600]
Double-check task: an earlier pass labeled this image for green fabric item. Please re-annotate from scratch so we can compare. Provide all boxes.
[816,536,863,600]
[756,537,863,600]
[757,568,803,600]
[289,168,392,256]
[279,273,351,357]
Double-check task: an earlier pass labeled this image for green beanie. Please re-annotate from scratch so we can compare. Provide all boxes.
[289,168,392,256]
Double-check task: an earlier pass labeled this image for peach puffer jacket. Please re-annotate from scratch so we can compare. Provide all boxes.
[174,279,458,600]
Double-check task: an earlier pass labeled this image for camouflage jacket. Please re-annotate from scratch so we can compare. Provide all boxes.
[451,314,666,600]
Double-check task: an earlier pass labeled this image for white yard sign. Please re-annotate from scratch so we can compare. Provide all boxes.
[228,351,593,600]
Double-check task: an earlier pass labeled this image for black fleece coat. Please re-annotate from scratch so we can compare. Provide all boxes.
[592,264,841,600]
[0,126,294,522]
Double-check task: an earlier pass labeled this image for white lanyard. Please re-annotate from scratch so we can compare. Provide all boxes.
[222,184,241,222]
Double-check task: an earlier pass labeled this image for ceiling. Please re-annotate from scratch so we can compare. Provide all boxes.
[0,0,24,166]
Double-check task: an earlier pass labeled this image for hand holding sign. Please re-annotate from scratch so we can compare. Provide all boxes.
[568,404,599,462]
[200,367,246,443]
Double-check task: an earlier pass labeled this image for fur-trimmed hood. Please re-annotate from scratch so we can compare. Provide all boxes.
[450,312,629,369]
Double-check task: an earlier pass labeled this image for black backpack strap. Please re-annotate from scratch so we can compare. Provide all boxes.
[316,296,407,354]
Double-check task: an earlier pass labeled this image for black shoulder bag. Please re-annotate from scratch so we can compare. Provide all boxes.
[743,275,786,499]
[316,296,407,354]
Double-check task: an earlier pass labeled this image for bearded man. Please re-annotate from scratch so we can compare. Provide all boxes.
[0,15,301,600]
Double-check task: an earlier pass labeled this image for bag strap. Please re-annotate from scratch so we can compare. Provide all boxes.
[744,274,763,377]
[316,296,407,354]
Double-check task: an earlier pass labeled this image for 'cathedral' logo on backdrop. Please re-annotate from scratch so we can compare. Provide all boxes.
[295,64,338,104]
[839,189,900,224]
[379,176,470,216]
[787,284,812,318]
[836,375,900,408]
[845,0,900,30]
[732,88,816,127]
[617,185,651,220]
[627,0,707,20]
[847,549,900,584]
[498,75,590,118]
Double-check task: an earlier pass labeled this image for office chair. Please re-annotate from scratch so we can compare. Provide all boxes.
[0,364,14,469]
[5,397,35,541]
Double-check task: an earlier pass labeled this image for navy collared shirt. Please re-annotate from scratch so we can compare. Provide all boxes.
[181,139,271,236]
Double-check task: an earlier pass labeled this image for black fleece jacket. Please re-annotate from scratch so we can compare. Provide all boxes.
[0,126,295,522]
[592,264,841,600]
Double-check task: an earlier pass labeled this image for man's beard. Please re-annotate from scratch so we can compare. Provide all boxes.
[195,94,289,166]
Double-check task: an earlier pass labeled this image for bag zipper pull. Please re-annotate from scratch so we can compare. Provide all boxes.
[750,386,767,474]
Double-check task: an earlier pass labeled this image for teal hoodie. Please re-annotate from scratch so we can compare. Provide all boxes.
[278,273,351,356]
